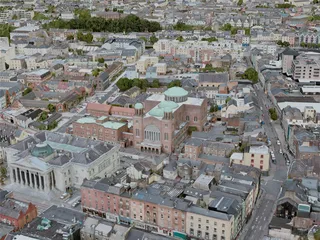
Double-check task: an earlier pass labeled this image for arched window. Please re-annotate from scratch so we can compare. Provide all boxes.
[186,116,189,121]
[194,117,198,122]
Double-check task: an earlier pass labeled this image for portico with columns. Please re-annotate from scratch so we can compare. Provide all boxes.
[9,158,56,192]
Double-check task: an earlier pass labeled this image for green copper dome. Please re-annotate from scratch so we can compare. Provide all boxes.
[164,87,188,97]
[31,143,54,158]
[158,101,179,110]
[148,108,164,117]
[134,103,144,109]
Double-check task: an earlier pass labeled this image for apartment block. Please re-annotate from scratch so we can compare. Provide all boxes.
[292,58,320,81]
[136,56,159,74]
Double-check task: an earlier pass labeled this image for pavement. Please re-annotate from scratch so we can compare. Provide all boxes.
[238,84,288,240]
[4,183,82,214]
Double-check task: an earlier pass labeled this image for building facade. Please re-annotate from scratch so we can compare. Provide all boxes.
[6,132,120,192]
[133,87,207,154]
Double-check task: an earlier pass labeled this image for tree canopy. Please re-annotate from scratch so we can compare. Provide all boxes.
[168,80,181,88]
[43,14,161,33]
[269,108,278,121]
[77,31,93,43]
[201,37,218,42]
[173,22,194,31]
[276,40,290,47]
[242,68,258,84]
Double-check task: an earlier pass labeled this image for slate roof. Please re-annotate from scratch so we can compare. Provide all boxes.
[199,72,229,83]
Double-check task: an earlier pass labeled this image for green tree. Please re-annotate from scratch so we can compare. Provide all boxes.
[39,112,48,121]
[276,3,295,8]
[139,36,147,43]
[43,14,161,33]
[176,36,184,42]
[314,229,320,240]
[269,108,278,120]
[77,31,93,43]
[173,21,194,31]
[237,0,243,6]
[150,34,158,44]
[168,80,181,88]
[12,14,18,20]
[32,12,48,21]
[226,97,232,103]
[187,126,198,135]
[152,79,160,88]
[116,78,133,91]
[0,24,15,39]
[220,23,232,31]
[74,8,91,19]
[22,87,32,96]
[66,35,74,40]
[92,68,101,77]
[0,167,7,185]
[47,103,56,113]
[242,68,258,84]
[46,5,56,13]
[210,104,219,112]
[201,37,218,42]
[97,58,105,63]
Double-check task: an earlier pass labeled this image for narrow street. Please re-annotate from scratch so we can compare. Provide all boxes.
[239,84,288,240]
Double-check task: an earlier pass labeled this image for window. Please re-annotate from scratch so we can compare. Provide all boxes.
[198,224,201,229]
[190,228,194,235]
[261,155,264,158]
[164,133,168,140]
[251,159,254,163]
[260,165,263,170]
[251,154,254,157]
[260,160,263,164]
[222,230,225,234]
[197,230,202,238]
[186,116,190,121]
[194,117,198,122]
[206,220,209,224]
[222,224,225,228]
[135,129,140,136]
[198,218,201,222]
[191,216,193,220]
[214,228,217,233]
[205,232,209,240]
[206,226,209,230]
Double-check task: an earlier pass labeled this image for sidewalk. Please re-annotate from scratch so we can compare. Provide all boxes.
[238,189,266,240]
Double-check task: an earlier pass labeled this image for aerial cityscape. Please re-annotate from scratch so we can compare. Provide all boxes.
[0,0,319,239]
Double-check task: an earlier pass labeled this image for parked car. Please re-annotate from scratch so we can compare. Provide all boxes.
[279,148,283,154]
[60,192,69,199]
[72,199,81,208]
[277,140,281,145]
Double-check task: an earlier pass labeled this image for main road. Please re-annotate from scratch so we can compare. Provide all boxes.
[239,84,288,240]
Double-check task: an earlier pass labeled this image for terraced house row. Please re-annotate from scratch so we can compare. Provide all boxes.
[80,164,261,240]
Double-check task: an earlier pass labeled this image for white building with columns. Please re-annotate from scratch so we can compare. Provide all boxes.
[5,131,120,193]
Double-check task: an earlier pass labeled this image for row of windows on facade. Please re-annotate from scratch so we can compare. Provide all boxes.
[189,230,226,240]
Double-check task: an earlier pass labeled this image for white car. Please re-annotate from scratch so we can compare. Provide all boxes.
[279,149,283,154]
[277,140,281,145]
[60,193,69,199]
